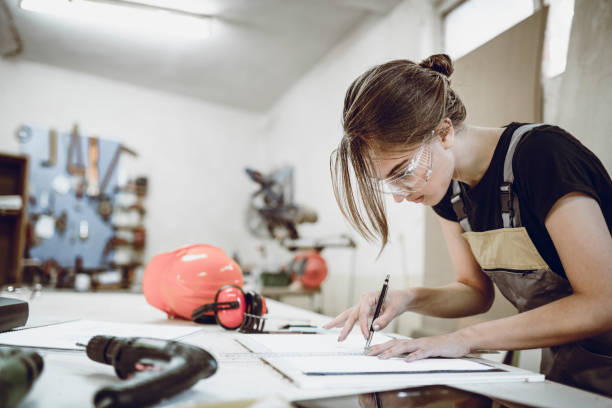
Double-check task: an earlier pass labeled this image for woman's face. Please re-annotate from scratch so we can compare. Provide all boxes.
[372,137,454,206]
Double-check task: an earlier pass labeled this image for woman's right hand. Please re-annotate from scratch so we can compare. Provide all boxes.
[323,289,414,341]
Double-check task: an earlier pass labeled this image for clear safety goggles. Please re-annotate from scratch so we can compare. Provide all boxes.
[373,140,434,196]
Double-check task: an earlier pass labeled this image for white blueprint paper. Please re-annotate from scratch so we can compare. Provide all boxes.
[0,319,202,350]
[288,355,495,374]
[243,333,495,374]
[242,332,392,355]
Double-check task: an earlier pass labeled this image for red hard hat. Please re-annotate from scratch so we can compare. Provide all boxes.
[143,244,243,320]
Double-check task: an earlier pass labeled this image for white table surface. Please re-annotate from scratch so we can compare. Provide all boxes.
[3,291,609,408]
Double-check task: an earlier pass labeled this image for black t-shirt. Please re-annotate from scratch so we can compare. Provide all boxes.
[433,123,612,278]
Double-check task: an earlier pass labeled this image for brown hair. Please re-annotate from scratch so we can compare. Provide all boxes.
[330,54,466,250]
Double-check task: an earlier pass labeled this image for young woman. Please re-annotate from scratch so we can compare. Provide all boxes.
[323,54,612,396]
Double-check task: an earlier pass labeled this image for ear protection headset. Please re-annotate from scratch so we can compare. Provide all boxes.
[191,285,267,330]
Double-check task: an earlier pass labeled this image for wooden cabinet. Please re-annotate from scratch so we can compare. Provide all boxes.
[0,153,28,285]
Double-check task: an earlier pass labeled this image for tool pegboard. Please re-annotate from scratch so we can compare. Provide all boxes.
[18,124,130,269]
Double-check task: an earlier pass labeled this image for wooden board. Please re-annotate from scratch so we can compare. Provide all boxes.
[0,152,28,284]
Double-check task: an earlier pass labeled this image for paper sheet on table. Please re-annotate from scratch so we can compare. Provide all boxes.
[242,332,393,355]
[289,356,497,375]
[0,320,202,350]
[243,333,497,375]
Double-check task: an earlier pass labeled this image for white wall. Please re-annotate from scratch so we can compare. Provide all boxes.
[557,0,612,172]
[1,0,442,335]
[261,0,441,333]
[0,60,266,280]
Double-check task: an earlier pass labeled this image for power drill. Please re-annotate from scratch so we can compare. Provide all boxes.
[86,335,218,408]
[0,348,44,408]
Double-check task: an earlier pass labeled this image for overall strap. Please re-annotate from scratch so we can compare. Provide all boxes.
[451,123,545,232]
[451,180,471,231]
[501,123,543,228]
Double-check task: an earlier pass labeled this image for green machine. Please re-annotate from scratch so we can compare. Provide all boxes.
[0,297,43,408]
[0,348,44,408]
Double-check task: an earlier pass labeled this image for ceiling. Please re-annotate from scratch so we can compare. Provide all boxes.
[3,0,402,112]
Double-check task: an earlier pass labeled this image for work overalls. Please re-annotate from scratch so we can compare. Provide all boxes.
[450,124,612,396]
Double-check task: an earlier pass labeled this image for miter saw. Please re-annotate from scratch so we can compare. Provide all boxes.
[244,167,355,290]
[244,167,317,241]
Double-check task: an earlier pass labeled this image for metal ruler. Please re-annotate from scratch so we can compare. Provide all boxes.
[219,350,500,360]
[219,351,365,360]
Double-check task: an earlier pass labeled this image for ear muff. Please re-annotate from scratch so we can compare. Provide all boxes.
[252,293,262,316]
[215,285,247,330]
[191,292,241,324]
[245,291,263,316]
[192,285,267,330]
[192,284,244,328]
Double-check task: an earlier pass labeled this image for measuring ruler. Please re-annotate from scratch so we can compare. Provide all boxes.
[220,350,499,360]
[219,351,365,360]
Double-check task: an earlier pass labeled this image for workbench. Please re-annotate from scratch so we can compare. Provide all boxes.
[5,291,609,408]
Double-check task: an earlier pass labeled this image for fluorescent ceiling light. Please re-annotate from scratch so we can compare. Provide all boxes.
[20,0,212,39]
[122,0,220,16]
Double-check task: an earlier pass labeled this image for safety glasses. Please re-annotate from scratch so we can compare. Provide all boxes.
[373,140,434,197]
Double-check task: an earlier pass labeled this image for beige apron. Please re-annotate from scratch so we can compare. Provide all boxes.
[450,124,612,396]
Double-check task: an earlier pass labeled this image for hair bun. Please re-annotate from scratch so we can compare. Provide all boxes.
[419,54,453,77]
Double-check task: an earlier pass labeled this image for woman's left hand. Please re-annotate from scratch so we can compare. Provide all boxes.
[367,331,472,361]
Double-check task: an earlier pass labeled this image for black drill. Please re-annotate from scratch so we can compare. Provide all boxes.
[0,348,44,408]
[86,336,218,408]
